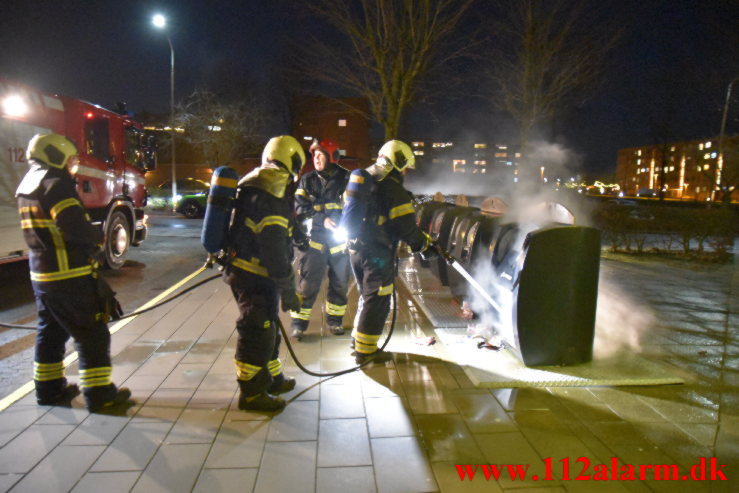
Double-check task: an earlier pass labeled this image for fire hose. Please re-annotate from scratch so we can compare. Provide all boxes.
[0,258,400,378]
[0,265,221,330]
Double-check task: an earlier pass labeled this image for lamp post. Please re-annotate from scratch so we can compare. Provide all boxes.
[716,76,739,202]
[152,13,177,210]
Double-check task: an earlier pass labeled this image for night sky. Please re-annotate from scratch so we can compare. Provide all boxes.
[1,0,737,177]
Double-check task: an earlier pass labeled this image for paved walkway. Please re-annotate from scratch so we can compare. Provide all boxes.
[0,252,735,493]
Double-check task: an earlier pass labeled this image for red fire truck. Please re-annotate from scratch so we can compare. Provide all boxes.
[0,78,155,268]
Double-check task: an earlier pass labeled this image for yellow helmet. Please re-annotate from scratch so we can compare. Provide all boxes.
[26,133,78,169]
[262,135,306,176]
[378,139,415,172]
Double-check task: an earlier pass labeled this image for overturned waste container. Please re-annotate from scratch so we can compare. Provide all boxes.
[491,203,600,366]
[415,199,453,267]
[429,205,476,285]
[448,197,507,301]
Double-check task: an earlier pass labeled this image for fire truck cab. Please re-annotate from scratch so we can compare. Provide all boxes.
[0,78,155,269]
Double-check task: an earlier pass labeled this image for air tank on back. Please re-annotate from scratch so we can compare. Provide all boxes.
[201,166,240,254]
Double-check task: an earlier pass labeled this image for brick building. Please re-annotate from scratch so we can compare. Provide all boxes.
[616,135,739,201]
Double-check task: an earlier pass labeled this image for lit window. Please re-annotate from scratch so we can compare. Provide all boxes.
[495,152,507,157]
[412,142,424,147]
[670,166,675,172]
[670,146,675,152]
[515,153,521,158]
[453,159,466,165]
[413,150,424,156]
[699,143,704,150]
[637,158,641,164]
[338,119,347,127]
[481,169,486,173]
[705,141,712,148]
[711,152,717,159]
[704,164,710,170]
[506,161,512,166]
[474,143,487,149]
[497,145,508,150]
[637,149,642,156]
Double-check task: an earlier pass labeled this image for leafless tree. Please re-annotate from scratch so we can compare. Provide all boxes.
[484,0,624,156]
[297,0,474,140]
[175,89,267,167]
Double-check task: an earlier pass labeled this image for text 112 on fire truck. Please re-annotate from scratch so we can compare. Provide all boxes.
[0,78,156,268]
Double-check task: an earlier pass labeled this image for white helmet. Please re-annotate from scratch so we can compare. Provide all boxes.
[378,139,415,172]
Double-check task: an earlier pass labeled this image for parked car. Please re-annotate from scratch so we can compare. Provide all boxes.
[149,178,209,218]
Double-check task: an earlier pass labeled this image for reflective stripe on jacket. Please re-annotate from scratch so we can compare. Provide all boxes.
[16,164,102,282]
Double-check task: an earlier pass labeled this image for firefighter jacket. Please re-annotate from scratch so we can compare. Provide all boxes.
[357,169,427,253]
[228,164,294,287]
[16,162,102,282]
[295,165,349,251]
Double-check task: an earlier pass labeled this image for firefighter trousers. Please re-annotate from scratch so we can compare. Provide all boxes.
[226,271,284,397]
[291,243,351,332]
[348,246,395,355]
[32,276,112,400]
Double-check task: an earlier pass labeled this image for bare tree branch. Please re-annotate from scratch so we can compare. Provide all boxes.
[484,0,625,152]
[175,89,267,167]
[295,0,474,140]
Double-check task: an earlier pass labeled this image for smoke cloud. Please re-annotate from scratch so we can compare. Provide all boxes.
[427,140,648,362]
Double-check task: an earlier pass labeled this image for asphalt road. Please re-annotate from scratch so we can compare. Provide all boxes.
[0,211,207,400]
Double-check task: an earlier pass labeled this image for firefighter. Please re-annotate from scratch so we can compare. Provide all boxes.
[224,135,305,412]
[344,140,438,364]
[15,133,132,412]
[290,139,351,341]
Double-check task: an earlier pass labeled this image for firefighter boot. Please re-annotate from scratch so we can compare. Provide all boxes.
[85,384,134,414]
[268,373,296,395]
[355,349,394,365]
[238,392,286,412]
[291,319,308,342]
[36,379,80,406]
[328,324,345,336]
[238,371,286,412]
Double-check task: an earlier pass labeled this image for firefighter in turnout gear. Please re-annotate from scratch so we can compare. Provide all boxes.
[344,140,438,364]
[16,133,133,412]
[224,135,306,412]
[290,139,351,341]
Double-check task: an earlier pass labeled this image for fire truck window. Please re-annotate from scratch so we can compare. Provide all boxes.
[84,116,111,163]
[125,127,144,168]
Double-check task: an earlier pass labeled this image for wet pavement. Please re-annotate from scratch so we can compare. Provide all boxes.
[0,243,734,492]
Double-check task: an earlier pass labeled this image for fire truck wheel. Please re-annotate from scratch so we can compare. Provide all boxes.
[181,200,203,219]
[103,210,131,270]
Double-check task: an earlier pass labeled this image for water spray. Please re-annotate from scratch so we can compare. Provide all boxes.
[434,243,503,313]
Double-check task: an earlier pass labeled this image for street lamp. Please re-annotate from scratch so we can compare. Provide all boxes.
[152,13,177,210]
[716,76,739,202]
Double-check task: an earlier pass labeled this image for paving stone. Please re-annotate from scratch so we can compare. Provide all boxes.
[131,443,210,493]
[317,418,372,467]
[71,471,141,493]
[9,445,104,493]
[0,424,74,473]
[254,441,316,493]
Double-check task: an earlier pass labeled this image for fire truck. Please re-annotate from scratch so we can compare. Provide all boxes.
[0,78,155,269]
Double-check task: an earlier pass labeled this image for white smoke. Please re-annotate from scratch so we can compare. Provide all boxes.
[592,274,651,358]
[456,140,649,361]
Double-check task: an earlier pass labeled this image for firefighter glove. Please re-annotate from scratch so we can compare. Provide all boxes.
[281,290,303,313]
[419,242,440,262]
[95,276,124,323]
